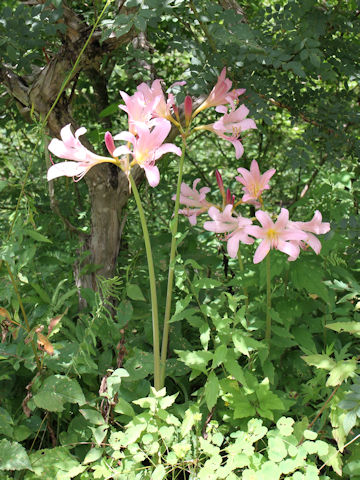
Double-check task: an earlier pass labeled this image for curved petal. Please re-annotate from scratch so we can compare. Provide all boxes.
[153,143,182,160]
[232,139,244,159]
[60,124,75,145]
[112,145,132,157]
[227,234,240,258]
[75,127,87,139]
[47,162,87,180]
[277,240,300,260]
[275,208,290,230]
[143,164,160,187]
[239,119,257,131]
[113,131,136,144]
[255,210,273,230]
[253,240,270,264]
[305,233,322,254]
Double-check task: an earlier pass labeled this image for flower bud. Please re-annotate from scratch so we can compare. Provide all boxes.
[226,188,233,205]
[172,104,180,123]
[184,95,193,126]
[215,170,225,197]
[105,131,116,156]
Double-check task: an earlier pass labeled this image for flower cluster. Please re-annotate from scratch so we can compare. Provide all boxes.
[177,163,330,264]
[47,80,183,187]
[47,68,256,186]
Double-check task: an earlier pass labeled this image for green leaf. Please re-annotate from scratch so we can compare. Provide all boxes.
[30,282,51,304]
[181,405,201,437]
[24,229,52,243]
[114,397,135,417]
[82,447,103,465]
[301,354,336,370]
[126,284,146,301]
[205,371,219,411]
[0,439,32,471]
[105,368,129,398]
[276,417,294,436]
[309,53,321,68]
[99,102,119,118]
[33,375,85,412]
[192,278,222,289]
[116,300,133,326]
[80,408,105,425]
[152,464,167,480]
[91,424,108,446]
[212,344,227,368]
[326,322,360,336]
[268,436,287,463]
[326,359,357,386]
[175,350,213,373]
[29,446,85,478]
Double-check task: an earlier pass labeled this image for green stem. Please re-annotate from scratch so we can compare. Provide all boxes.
[265,253,271,342]
[160,138,187,386]
[129,174,161,391]
[237,249,249,311]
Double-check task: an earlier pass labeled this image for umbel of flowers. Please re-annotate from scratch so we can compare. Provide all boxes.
[177,160,330,264]
[47,67,330,387]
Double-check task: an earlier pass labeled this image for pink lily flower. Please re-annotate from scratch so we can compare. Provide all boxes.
[204,205,254,258]
[235,160,276,204]
[194,67,245,116]
[288,211,330,257]
[248,209,308,264]
[136,79,175,120]
[113,119,181,187]
[208,104,257,158]
[47,124,115,181]
[119,90,158,134]
[175,179,212,225]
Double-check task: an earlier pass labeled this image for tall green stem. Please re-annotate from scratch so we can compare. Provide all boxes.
[160,138,187,386]
[265,253,272,343]
[129,174,161,390]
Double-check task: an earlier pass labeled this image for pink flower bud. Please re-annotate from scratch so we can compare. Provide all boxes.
[184,95,193,126]
[173,104,180,122]
[105,131,116,156]
[215,170,225,196]
[226,188,232,205]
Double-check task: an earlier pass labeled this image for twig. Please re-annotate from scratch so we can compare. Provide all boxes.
[298,384,340,445]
